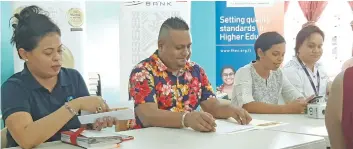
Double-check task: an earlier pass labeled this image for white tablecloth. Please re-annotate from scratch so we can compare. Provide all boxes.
[251,114,325,127]
[251,114,329,147]
[6,127,326,149]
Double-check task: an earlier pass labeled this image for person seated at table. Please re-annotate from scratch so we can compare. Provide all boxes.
[231,32,313,114]
[216,66,236,100]
[283,25,331,101]
[325,67,353,149]
[1,6,116,149]
[126,17,252,132]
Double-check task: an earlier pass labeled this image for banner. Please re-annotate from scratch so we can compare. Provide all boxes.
[215,1,284,99]
[11,2,86,74]
[0,2,2,110]
[119,1,191,101]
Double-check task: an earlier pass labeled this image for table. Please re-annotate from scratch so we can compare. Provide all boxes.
[118,127,326,149]
[266,124,330,147]
[6,127,326,149]
[251,114,329,147]
[251,114,325,127]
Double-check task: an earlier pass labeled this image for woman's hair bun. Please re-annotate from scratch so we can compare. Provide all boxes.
[14,14,22,21]
[19,5,44,19]
[10,5,46,30]
[10,5,60,55]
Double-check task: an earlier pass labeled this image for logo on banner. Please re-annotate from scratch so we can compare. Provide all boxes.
[124,1,144,6]
[67,8,84,31]
[226,0,274,7]
[124,1,179,7]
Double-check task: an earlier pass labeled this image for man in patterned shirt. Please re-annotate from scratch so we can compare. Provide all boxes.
[126,17,252,132]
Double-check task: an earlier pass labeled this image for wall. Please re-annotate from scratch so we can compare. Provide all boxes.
[1,1,14,85]
[0,2,1,87]
[190,1,216,90]
[85,1,121,105]
[0,1,13,128]
[0,2,218,103]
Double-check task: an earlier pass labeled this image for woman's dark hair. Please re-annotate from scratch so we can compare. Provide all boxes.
[254,31,285,60]
[294,25,324,54]
[10,5,61,59]
[220,66,236,77]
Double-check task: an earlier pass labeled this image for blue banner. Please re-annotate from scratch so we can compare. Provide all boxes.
[215,1,258,98]
[215,1,284,99]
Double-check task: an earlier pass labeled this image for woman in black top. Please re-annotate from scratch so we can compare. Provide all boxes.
[1,5,117,148]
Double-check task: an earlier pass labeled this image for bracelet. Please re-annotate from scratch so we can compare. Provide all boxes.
[64,102,78,116]
[86,124,94,130]
[181,112,189,128]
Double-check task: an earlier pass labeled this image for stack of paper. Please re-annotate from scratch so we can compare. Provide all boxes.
[214,118,287,134]
[78,108,134,124]
[215,120,255,134]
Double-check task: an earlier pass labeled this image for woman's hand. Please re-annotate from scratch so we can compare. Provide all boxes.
[70,96,109,113]
[70,96,119,131]
[285,100,308,114]
[91,116,118,131]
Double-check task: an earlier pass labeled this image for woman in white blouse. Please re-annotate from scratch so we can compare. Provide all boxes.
[283,25,331,102]
[231,32,313,114]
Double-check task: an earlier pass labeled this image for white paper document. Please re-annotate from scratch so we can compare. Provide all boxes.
[215,120,255,134]
[214,118,287,134]
[250,119,287,129]
[78,108,134,124]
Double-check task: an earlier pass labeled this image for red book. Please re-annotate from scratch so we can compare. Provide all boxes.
[61,128,133,149]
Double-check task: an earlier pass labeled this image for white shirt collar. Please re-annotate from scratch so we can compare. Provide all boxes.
[292,56,319,74]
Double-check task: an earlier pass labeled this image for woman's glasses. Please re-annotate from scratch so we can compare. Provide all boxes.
[222,72,235,77]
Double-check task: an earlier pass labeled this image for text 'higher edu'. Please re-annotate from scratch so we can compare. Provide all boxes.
[220,33,259,42]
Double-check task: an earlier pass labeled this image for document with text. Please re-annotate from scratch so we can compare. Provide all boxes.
[78,108,134,124]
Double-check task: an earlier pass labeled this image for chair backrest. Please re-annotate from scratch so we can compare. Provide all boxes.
[1,127,7,148]
[88,72,102,96]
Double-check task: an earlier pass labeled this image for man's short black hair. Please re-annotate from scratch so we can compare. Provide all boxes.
[158,17,189,40]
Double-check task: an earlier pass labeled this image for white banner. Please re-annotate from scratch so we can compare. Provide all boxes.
[11,1,86,74]
[118,1,191,101]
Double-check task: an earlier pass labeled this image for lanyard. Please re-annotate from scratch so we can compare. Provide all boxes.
[297,57,320,96]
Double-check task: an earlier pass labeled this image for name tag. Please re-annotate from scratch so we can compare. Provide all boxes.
[66,96,74,102]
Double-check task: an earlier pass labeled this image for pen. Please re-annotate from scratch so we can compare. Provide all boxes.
[109,107,129,111]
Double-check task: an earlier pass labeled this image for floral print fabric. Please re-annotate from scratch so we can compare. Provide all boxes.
[128,50,215,129]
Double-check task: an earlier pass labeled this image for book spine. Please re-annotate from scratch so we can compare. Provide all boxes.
[61,134,89,148]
